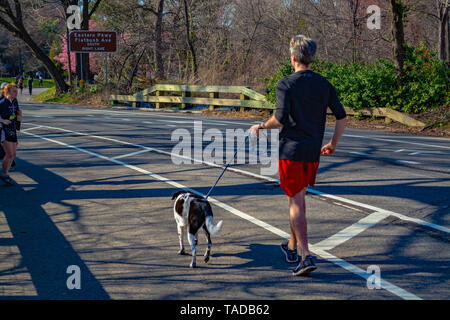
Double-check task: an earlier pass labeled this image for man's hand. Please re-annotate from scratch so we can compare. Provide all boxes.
[250,124,262,137]
[320,141,336,156]
[321,118,346,156]
[1,119,11,126]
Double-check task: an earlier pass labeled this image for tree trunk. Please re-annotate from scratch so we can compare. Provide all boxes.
[81,0,91,82]
[447,14,450,62]
[437,0,449,61]
[154,0,165,80]
[390,0,407,77]
[183,0,198,79]
[64,0,78,87]
[66,28,73,88]
[349,0,361,63]
[128,49,146,90]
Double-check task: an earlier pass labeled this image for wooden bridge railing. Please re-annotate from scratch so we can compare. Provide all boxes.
[110,84,425,127]
[110,84,275,112]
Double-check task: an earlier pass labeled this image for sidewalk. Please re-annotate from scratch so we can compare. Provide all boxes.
[16,87,49,103]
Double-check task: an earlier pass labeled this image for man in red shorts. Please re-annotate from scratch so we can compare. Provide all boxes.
[250,35,347,276]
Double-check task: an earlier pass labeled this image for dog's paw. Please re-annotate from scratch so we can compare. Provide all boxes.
[178,249,186,255]
[204,255,210,263]
[190,262,197,268]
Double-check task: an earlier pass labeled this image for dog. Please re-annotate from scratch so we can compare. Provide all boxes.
[172,190,223,268]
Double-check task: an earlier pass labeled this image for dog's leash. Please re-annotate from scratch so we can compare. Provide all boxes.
[204,134,253,200]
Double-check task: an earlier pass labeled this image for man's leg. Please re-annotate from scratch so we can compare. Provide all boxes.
[288,187,310,260]
[288,197,297,251]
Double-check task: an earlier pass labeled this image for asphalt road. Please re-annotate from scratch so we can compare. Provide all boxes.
[0,102,449,300]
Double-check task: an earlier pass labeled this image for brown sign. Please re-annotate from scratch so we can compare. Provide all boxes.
[69,31,118,53]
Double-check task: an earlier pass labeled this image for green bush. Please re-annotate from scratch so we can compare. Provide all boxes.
[264,44,450,114]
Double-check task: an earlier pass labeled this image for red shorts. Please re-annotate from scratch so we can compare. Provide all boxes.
[279,160,320,197]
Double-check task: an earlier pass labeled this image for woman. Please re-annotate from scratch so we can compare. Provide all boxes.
[0,83,22,185]
[18,77,24,95]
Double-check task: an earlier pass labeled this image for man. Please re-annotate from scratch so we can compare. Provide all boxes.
[0,84,22,185]
[250,35,347,276]
[27,76,33,96]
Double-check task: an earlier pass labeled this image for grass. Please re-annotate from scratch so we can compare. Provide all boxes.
[0,77,55,88]
[31,87,82,104]
[31,84,113,106]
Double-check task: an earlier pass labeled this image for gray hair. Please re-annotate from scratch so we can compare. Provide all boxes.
[290,35,317,66]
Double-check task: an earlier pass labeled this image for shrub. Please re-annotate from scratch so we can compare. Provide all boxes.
[264,44,450,114]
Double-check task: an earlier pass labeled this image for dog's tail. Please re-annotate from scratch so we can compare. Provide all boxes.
[205,216,223,236]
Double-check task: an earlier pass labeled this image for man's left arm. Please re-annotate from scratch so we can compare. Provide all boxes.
[250,79,289,136]
[250,115,283,137]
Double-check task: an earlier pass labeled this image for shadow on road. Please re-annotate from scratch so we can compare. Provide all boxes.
[0,158,110,299]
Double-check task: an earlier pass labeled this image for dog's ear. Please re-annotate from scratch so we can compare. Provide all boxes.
[171,190,185,200]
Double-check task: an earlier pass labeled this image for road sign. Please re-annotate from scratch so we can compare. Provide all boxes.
[69,30,118,53]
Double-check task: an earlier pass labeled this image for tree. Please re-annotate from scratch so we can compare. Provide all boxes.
[0,0,69,93]
[140,0,166,80]
[437,0,449,61]
[78,0,103,82]
[390,0,407,77]
[182,0,197,78]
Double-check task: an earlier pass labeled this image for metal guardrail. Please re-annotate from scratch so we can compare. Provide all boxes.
[110,84,425,127]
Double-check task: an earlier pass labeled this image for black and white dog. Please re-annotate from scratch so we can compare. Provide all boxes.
[172,191,223,268]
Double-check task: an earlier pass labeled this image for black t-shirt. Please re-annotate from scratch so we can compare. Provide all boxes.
[0,98,20,139]
[274,70,347,162]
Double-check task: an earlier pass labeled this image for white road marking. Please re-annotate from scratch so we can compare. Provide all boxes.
[156,118,246,127]
[203,122,227,126]
[314,211,389,251]
[307,189,450,234]
[27,104,450,144]
[143,121,153,124]
[20,126,43,132]
[24,123,450,235]
[349,151,370,156]
[394,149,405,153]
[408,151,446,156]
[331,202,363,212]
[22,129,422,300]
[312,247,421,300]
[343,134,450,150]
[203,119,252,126]
[397,160,420,165]
[158,120,195,124]
[111,149,152,160]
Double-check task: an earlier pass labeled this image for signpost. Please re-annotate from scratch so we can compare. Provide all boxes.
[69,30,118,86]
